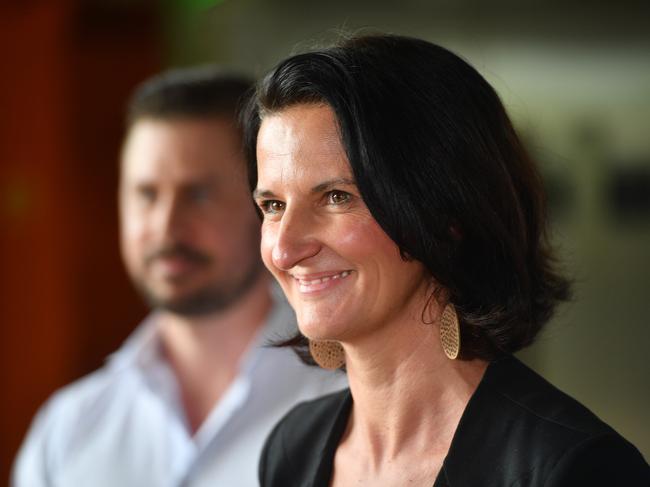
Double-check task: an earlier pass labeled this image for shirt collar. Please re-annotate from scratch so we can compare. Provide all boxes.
[106,282,297,381]
[238,283,297,377]
[106,313,162,373]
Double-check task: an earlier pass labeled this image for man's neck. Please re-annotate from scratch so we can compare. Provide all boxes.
[158,273,273,434]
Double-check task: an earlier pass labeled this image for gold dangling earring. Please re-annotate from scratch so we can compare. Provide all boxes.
[439,303,461,360]
[309,340,345,370]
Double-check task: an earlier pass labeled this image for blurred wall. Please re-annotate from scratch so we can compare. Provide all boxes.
[165,0,650,456]
[0,0,159,481]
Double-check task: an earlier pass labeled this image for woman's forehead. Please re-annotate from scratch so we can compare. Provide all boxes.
[256,104,352,189]
[258,104,340,152]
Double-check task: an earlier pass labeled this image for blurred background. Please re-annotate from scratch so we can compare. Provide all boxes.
[1,0,649,481]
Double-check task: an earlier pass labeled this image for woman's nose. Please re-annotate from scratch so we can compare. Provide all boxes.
[269,209,321,271]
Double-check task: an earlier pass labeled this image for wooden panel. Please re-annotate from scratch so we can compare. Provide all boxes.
[0,1,159,481]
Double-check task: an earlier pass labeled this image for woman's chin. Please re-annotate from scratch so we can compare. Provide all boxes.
[298,320,344,342]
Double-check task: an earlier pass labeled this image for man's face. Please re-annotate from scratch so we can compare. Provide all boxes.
[119,117,263,316]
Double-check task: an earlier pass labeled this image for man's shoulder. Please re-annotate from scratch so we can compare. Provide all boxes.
[12,361,140,485]
[28,362,134,436]
[36,318,158,427]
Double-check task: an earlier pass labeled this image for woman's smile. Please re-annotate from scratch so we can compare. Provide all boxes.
[290,270,354,294]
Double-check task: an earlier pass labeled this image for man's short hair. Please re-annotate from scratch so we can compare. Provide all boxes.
[127,66,253,126]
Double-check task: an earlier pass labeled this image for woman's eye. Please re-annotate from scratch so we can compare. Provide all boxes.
[328,190,351,205]
[259,200,285,214]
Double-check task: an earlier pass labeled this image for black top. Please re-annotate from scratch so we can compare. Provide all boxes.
[259,356,649,486]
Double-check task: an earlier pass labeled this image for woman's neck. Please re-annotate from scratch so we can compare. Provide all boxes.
[342,319,488,465]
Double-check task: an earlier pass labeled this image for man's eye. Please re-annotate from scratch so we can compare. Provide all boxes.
[259,200,285,214]
[137,186,156,203]
[188,186,210,203]
[328,190,351,205]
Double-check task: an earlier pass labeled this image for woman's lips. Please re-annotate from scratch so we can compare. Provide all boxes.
[290,270,353,294]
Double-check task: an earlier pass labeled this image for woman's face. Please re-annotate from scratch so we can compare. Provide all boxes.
[254,104,429,342]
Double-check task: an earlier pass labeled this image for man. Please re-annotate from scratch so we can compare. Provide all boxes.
[13,67,345,487]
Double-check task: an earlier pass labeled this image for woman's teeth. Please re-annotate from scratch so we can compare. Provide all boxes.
[297,270,351,286]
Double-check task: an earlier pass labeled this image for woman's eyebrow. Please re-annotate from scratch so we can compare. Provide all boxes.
[253,178,356,199]
[252,188,276,199]
[311,178,356,194]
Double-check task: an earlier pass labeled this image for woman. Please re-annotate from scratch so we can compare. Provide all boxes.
[243,35,649,486]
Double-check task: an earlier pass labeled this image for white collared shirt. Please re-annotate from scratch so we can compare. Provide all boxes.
[13,288,346,487]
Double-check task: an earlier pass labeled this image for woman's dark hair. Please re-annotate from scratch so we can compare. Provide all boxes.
[242,34,571,361]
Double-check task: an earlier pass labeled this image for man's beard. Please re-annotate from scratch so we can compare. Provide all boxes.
[133,243,264,317]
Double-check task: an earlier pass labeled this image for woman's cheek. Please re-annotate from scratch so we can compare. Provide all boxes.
[337,213,399,258]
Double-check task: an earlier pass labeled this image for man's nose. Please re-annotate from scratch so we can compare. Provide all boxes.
[153,195,186,241]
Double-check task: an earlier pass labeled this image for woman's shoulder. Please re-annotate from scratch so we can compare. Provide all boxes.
[483,356,626,437]
[277,387,350,429]
[259,387,351,487]
[541,431,649,486]
[442,356,649,485]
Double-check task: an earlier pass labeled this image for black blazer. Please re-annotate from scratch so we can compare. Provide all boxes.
[259,356,649,486]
